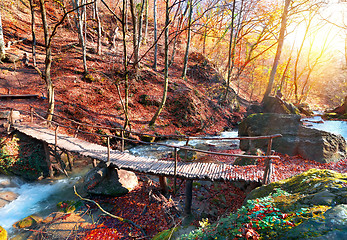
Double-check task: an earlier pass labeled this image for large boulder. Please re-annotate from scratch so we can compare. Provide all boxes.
[84,162,138,197]
[239,113,346,163]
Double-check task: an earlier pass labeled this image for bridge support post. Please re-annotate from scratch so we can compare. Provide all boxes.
[185,179,193,215]
[174,148,178,194]
[43,142,54,178]
[159,176,168,195]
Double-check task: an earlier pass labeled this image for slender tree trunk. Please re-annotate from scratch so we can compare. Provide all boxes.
[29,0,37,66]
[122,0,130,129]
[153,0,158,70]
[0,11,5,60]
[39,0,55,122]
[137,0,145,50]
[143,0,149,44]
[182,0,193,79]
[262,0,291,101]
[74,0,88,73]
[95,0,102,55]
[129,0,139,76]
[223,0,237,102]
[149,0,170,126]
[83,0,87,45]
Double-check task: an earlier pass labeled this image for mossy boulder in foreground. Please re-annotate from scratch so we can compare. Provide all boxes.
[180,169,347,239]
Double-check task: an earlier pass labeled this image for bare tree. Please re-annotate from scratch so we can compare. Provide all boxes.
[153,0,158,70]
[150,0,170,126]
[73,0,88,73]
[0,10,5,60]
[95,0,102,55]
[182,0,193,79]
[28,0,37,66]
[262,0,291,101]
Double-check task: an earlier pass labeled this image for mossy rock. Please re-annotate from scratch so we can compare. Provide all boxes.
[0,226,7,240]
[178,148,197,162]
[140,134,156,143]
[323,113,338,120]
[233,157,257,166]
[13,215,43,229]
[247,169,347,208]
[82,73,96,83]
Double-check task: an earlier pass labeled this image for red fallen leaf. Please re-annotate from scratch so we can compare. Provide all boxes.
[245,228,260,240]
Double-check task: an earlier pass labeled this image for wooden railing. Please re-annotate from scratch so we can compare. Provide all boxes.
[2,106,281,185]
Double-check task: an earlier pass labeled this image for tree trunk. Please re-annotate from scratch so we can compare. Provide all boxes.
[39,0,55,122]
[129,0,139,76]
[262,0,291,101]
[182,0,193,79]
[122,0,130,129]
[95,0,102,55]
[223,0,237,102]
[74,0,88,73]
[149,0,170,126]
[143,0,149,44]
[0,11,5,60]
[29,0,37,66]
[137,0,145,50]
[153,0,158,70]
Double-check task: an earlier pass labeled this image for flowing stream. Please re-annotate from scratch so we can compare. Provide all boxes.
[0,116,346,234]
[304,115,347,139]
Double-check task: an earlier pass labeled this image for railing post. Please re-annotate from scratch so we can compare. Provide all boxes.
[266,137,273,156]
[184,137,190,162]
[174,147,178,194]
[55,125,59,157]
[30,106,34,123]
[263,137,274,185]
[121,130,125,152]
[7,108,13,133]
[74,125,80,138]
[107,135,111,162]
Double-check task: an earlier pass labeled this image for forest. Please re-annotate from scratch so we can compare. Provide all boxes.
[0,0,346,239]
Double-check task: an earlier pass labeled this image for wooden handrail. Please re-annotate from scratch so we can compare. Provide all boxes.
[30,110,280,160]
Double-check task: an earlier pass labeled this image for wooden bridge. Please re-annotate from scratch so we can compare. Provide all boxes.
[3,107,281,214]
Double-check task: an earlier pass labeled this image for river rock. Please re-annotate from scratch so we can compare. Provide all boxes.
[239,113,346,163]
[0,225,7,240]
[262,96,300,114]
[3,53,20,63]
[84,163,138,197]
[0,110,20,121]
[13,215,43,229]
[178,148,197,161]
[0,179,19,188]
[0,191,18,208]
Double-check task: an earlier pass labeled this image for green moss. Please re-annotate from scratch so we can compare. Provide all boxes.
[140,135,156,143]
[13,215,42,229]
[152,227,178,240]
[248,169,347,201]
